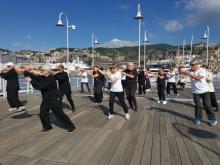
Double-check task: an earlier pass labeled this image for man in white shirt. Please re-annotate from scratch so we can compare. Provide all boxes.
[166,67,179,96]
[203,65,218,112]
[179,60,217,126]
[79,69,90,93]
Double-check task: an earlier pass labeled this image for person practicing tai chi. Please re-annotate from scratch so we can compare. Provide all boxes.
[24,65,76,132]
[0,62,25,112]
[78,69,91,93]
[98,65,130,120]
[122,62,138,111]
[55,65,75,112]
[156,67,167,104]
[166,67,179,96]
[179,60,217,126]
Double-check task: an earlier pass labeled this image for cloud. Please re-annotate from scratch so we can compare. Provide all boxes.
[176,0,220,25]
[117,4,129,11]
[26,35,32,40]
[163,20,183,32]
[12,42,23,47]
[101,39,138,48]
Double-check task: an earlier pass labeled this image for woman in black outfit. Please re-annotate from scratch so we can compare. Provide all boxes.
[156,67,167,104]
[25,66,75,132]
[122,62,138,111]
[138,67,146,95]
[90,66,104,105]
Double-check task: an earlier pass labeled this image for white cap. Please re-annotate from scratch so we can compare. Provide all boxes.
[5,62,14,67]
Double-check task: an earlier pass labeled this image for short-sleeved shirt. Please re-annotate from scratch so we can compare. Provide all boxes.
[167,71,176,83]
[110,71,123,92]
[124,69,138,87]
[81,72,88,83]
[190,68,209,94]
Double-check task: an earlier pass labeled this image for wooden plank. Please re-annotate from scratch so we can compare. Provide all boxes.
[168,136,182,165]
[161,135,171,165]
[176,137,193,165]
[151,134,161,165]
[141,133,153,165]
[109,131,131,165]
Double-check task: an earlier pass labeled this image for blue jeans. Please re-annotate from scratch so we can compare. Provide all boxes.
[193,92,216,120]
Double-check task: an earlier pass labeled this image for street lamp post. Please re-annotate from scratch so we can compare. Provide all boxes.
[190,35,193,61]
[182,39,185,64]
[134,3,144,68]
[202,25,209,64]
[91,33,99,68]
[143,29,149,70]
[56,12,76,63]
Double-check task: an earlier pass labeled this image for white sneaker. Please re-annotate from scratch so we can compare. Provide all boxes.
[107,114,114,119]
[157,100,161,103]
[18,106,26,112]
[125,113,130,120]
[8,108,17,111]
[162,101,167,105]
[176,94,180,96]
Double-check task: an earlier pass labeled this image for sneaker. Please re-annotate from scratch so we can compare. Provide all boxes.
[162,101,167,105]
[17,106,26,112]
[176,94,180,96]
[125,113,130,120]
[193,119,201,125]
[208,120,218,126]
[107,114,114,120]
[167,94,170,96]
[8,108,17,111]
[157,100,161,103]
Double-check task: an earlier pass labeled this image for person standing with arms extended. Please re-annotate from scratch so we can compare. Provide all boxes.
[55,65,75,112]
[0,62,25,111]
[203,65,219,112]
[25,65,76,132]
[179,60,217,126]
[138,67,146,95]
[98,66,130,120]
[156,67,167,104]
[79,69,90,93]
[122,62,138,111]
[166,67,179,96]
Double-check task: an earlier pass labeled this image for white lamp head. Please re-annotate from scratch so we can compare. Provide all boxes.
[134,3,144,19]
[56,12,65,26]
[143,30,149,42]
[202,30,208,39]
[94,37,99,44]
[70,25,76,30]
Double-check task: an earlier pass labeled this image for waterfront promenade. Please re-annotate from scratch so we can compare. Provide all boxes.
[0,88,220,165]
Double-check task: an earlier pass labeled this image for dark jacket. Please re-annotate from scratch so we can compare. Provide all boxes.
[125,69,138,87]
[138,71,145,84]
[55,71,71,94]
[29,74,61,105]
[0,69,20,91]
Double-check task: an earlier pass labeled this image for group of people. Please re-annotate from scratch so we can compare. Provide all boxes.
[0,59,219,133]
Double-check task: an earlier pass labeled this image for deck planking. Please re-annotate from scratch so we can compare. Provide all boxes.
[0,88,220,165]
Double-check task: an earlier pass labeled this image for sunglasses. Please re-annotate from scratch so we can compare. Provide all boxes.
[190,63,198,66]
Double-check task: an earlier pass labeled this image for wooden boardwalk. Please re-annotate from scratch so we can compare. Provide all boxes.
[0,88,220,165]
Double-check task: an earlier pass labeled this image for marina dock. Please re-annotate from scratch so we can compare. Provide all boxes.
[0,89,220,165]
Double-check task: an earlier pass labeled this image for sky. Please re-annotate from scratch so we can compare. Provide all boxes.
[0,0,220,51]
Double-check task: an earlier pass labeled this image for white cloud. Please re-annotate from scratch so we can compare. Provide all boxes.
[26,35,32,40]
[12,42,23,47]
[101,39,138,48]
[118,4,129,11]
[163,20,183,32]
[176,0,220,25]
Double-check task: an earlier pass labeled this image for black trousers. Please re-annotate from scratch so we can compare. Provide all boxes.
[210,92,218,108]
[145,78,151,89]
[109,91,128,114]
[166,82,178,95]
[81,82,90,93]
[61,92,75,110]
[193,92,216,120]
[40,100,75,130]
[94,92,103,103]
[157,84,166,101]
[7,90,23,108]
[125,85,137,110]
[138,82,146,95]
